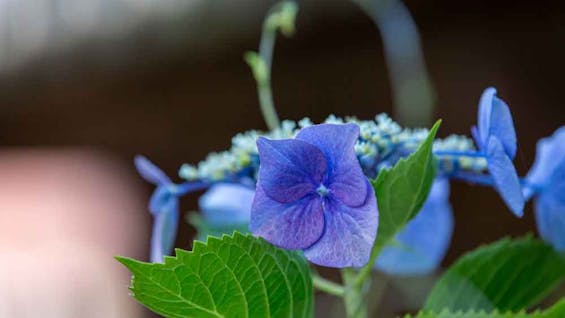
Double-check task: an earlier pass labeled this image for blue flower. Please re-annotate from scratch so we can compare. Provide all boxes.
[471,87,524,217]
[524,127,565,251]
[134,155,208,262]
[250,123,379,268]
[196,183,255,238]
[376,178,453,275]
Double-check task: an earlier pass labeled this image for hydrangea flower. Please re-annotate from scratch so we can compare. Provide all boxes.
[134,155,208,262]
[471,87,524,217]
[523,127,565,251]
[178,114,485,183]
[199,183,255,226]
[376,178,453,275]
[191,183,255,240]
[250,123,379,268]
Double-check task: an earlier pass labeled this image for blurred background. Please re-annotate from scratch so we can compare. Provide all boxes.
[0,0,563,317]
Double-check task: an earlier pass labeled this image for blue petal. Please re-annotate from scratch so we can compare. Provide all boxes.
[487,137,524,217]
[476,87,496,149]
[476,87,517,158]
[525,127,565,199]
[199,183,255,226]
[534,179,565,251]
[256,137,327,203]
[150,199,179,263]
[175,182,210,196]
[134,155,171,185]
[250,186,325,250]
[489,94,517,159]
[148,186,174,216]
[296,123,368,207]
[304,180,378,268]
[376,179,453,275]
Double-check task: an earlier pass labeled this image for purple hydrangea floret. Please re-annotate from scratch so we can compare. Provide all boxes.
[250,123,379,268]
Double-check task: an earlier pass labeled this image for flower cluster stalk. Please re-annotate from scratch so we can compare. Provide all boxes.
[245,1,298,131]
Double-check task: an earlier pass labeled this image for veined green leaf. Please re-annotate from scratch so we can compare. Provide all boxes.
[370,120,440,259]
[117,232,313,318]
[424,236,565,312]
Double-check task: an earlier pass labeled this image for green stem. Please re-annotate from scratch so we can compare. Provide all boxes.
[256,21,279,130]
[352,0,435,126]
[354,243,384,288]
[256,75,279,131]
[341,268,368,318]
[312,274,345,297]
[247,1,298,130]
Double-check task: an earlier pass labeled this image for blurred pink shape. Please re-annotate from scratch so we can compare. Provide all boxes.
[0,149,149,317]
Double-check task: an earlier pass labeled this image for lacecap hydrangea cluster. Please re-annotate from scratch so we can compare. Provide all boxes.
[136,87,564,274]
[178,113,486,183]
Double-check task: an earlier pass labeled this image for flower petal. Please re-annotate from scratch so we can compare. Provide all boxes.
[134,155,171,185]
[534,168,565,251]
[476,87,517,158]
[148,186,174,216]
[476,87,495,149]
[150,199,179,263]
[256,137,327,203]
[250,186,325,249]
[487,137,524,217]
[489,93,517,159]
[525,127,565,199]
[304,180,378,268]
[199,183,255,226]
[376,179,453,275]
[296,123,368,207]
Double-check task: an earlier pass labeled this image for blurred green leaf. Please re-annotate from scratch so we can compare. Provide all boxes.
[424,236,565,312]
[407,298,565,317]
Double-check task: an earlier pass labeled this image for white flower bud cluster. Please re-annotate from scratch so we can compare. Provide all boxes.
[179,114,486,181]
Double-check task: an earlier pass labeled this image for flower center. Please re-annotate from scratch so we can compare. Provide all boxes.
[316,184,329,197]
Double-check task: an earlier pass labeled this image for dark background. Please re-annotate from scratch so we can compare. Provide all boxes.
[0,0,563,316]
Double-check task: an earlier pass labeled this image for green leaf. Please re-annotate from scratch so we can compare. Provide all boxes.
[356,120,440,285]
[117,232,313,318]
[406,298,565,318]
[424,236,565,313]
[373,120,440,253]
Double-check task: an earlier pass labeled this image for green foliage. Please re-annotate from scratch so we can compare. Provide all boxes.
[372,120,440,254]
[117,232,313,318]
[424,236,565,313]
[356,120,440,286]
[406,299,565,318]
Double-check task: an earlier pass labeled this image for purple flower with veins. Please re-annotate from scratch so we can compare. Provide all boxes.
[250,123,379,268]
[471,87,524,217]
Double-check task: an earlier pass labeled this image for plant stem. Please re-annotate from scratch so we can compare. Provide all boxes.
[341,268,368,318]
[248,1,298,131]
[354,243,384,289]
[312,274,345,297]
[352,0,435,126]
